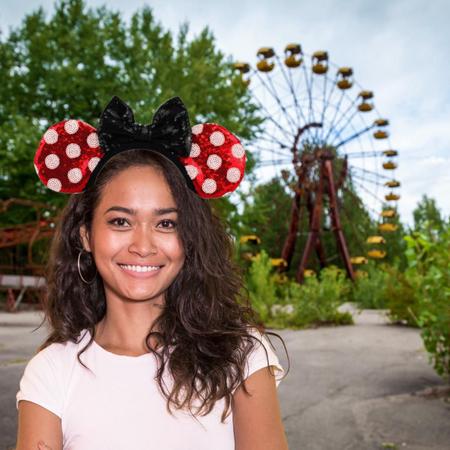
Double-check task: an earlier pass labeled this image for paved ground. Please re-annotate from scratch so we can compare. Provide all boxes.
[1,307,449,450]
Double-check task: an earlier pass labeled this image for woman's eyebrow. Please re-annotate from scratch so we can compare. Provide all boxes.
[104,206,178,216]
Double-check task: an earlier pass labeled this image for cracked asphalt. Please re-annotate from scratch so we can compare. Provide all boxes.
[1,307,449,450]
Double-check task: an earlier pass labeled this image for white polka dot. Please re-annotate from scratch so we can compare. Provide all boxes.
[87,133,99,148]
[185,165,198,179]
[209,131,225,146]
[68,168,82,183]
[45,154,60,169]
[190,143,200,158]
[34,164,39,175]
[88,157,100,172]
[66,143,81,158]
[64,120,79,134]
[44,129,58,144]
[47,178,62,192]
[231,143,245,158]
[227,167,241,183]
[202,178,217,194]
[207,154,222,170]
[192,124,204,135]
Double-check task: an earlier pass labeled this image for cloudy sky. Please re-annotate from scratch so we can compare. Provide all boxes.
[2,0,449,225]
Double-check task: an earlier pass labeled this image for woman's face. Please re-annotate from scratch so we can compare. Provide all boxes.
[80,165,185,304]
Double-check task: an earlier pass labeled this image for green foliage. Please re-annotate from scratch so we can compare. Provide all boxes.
[245,250,278,323]
[239,177,291,260]
[384,265,420,326]
[245,257,353,329]
[351,262,389,309]
[284,267,353,328]
[402,227,450,380]
[413,194,446,234]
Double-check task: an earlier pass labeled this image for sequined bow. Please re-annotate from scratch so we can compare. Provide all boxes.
[98,96,192,158]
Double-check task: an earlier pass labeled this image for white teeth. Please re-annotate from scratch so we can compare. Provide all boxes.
[119,264,161,273]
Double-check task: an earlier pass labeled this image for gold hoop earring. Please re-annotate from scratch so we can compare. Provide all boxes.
[77,250,97,284]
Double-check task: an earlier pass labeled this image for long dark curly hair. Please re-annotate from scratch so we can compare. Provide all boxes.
[37,149,289,423]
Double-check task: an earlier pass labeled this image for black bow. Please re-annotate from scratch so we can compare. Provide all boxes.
[85,96,195,192]
[98,96,191,157]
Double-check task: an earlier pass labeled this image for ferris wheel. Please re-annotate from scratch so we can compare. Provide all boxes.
[234,44,400,282]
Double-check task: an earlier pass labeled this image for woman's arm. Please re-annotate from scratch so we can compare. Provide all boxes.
[16,400,63,450]
[232,366,289,450]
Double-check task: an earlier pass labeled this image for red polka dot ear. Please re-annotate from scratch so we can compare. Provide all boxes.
[34,120,104,193]
[179,124,246,199]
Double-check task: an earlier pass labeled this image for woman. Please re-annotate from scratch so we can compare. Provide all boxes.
[15,96,290,449]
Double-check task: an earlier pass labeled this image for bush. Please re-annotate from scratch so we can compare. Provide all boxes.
[384,265,420,326]
[351,263,389,309]
[245,250,278,323]
[403,229,450,380]
[275,266,353,328]
[245,257,353,329]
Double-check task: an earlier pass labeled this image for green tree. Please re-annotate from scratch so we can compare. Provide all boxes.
[239,176,292,260]
[412,194,447,235]
[0,0,261,216]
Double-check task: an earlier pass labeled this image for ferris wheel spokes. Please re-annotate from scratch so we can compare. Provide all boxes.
[334,124,376,148]
[317,72,340,143]
[253,69,299,135]
[352,166,390,180]
[323,92,361,143]
[346,150,387,159]
[251,92,296,141]
[274,54,303,125]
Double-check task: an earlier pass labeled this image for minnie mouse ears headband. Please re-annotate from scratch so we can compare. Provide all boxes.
[34,96,246,199]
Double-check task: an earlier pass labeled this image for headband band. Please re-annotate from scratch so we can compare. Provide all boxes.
[34,96,246,199]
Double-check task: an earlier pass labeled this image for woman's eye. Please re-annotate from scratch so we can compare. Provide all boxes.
[159,219,177,229]
[108,217,130,227]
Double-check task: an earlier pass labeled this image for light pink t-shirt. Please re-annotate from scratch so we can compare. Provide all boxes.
[16,327,284,450]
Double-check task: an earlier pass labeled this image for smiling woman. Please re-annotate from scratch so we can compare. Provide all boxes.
[15,97,290,450]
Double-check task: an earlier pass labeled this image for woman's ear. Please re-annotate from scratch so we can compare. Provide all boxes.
[79,225,92,252]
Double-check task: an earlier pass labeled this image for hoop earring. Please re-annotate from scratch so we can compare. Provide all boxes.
[77,250,97,284]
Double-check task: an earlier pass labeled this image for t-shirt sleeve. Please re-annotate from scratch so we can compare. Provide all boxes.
[234,327,285,393]
[16,347,64,418]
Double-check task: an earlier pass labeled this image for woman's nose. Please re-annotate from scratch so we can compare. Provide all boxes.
[128,226,158,257]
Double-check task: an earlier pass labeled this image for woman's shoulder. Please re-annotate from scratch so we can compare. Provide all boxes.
[31,329,90,366]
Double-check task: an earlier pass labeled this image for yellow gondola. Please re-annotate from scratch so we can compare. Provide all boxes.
[337,67,353,90]
[385,193,400,201]
[374,118,389,139]
[385,180,400,188]
[381,209,396,218]
[284,43,302,68]
[351,256,368,265]
[383,161,397,170]
[383,149,398,157]
[374,130,388,139]
[312,51,328,74]
[256,47,275,72]
[233,62,251,85]
[240,235,261,245]
[368,249,386,259]
[366,236,386,244]
[358,90,374,112]
[378,223,398,232]
[270,258,287,269]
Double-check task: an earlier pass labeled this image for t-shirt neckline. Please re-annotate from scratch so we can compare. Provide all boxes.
[83,329,154,361]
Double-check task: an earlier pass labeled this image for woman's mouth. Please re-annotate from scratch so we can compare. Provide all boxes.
[118,264,164,276]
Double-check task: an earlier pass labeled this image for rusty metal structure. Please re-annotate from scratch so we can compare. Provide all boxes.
[0,199,56,310]
[234,44,400,282]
